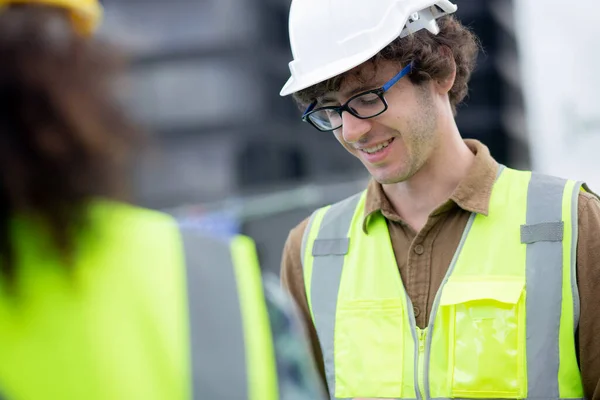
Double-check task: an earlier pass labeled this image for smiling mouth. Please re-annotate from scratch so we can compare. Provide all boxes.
[360,138,394,154]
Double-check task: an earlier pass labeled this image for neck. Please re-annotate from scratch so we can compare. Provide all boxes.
[382,122,474,231]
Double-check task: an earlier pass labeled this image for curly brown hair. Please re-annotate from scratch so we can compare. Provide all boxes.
[0,5,139,285]
[293,15,481,116]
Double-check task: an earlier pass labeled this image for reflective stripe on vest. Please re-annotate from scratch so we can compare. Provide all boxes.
[181,231,278,400]
[301,167,585,400]
[301,192,363,399]
[526,173,575,396]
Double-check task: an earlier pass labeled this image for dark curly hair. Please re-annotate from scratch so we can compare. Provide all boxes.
[293,15,481,116]
[0,5,139,284]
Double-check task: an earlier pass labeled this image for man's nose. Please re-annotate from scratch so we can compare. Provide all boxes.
[340,112,371,144]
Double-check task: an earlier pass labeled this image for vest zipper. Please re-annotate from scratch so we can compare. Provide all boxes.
[416,327,427,399]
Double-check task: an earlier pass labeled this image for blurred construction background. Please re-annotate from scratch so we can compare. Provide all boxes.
[98,0,599,276]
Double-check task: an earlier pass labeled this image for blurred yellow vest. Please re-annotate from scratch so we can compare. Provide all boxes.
[0,201,278,399]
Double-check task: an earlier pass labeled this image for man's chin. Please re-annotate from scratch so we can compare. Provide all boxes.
[370,172,410,185]
[366,161,415,184]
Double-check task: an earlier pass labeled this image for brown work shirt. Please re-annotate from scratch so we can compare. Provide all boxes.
[281,139,600,399]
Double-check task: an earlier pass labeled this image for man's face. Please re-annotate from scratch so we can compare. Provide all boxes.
[318,61,440,184]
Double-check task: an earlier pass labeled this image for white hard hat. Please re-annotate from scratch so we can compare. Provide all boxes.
[280,0,458,96]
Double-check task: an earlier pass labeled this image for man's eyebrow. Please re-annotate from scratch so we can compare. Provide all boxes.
[317,82,381,105]
[317,95,338,105]
[343,83,377,98]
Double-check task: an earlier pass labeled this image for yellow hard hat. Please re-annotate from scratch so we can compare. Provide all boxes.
[0,0,102,35]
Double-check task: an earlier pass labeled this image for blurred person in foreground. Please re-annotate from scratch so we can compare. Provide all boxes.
[0,0,324,399]
[279,0,600,399]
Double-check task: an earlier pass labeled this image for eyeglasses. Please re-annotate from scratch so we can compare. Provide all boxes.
[301,63,413,132]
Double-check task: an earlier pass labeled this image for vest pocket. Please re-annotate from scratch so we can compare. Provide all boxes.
[335,299,404,398]
[439,279,526,398]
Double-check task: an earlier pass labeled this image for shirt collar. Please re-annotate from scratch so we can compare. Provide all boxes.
[362,139,499,233]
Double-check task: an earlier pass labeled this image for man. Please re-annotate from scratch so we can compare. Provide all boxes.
[278,0,600,399]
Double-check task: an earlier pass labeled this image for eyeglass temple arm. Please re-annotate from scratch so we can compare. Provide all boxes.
[302,101,317,118]
[382,62,413,92]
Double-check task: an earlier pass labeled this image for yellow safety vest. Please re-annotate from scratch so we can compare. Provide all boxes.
[0,201,278,400]
[302,166,586,399]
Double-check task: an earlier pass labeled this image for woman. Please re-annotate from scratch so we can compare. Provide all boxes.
[0,1,325,399]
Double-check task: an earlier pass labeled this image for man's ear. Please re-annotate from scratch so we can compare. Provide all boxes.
[435,46,456,94]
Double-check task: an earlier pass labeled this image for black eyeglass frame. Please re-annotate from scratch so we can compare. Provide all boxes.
[301,62,413,132]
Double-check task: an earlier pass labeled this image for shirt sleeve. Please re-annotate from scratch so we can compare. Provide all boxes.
[280,218,329,391]
[575,190,600,399]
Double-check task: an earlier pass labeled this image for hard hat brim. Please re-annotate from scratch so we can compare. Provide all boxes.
[279,46,386,97]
